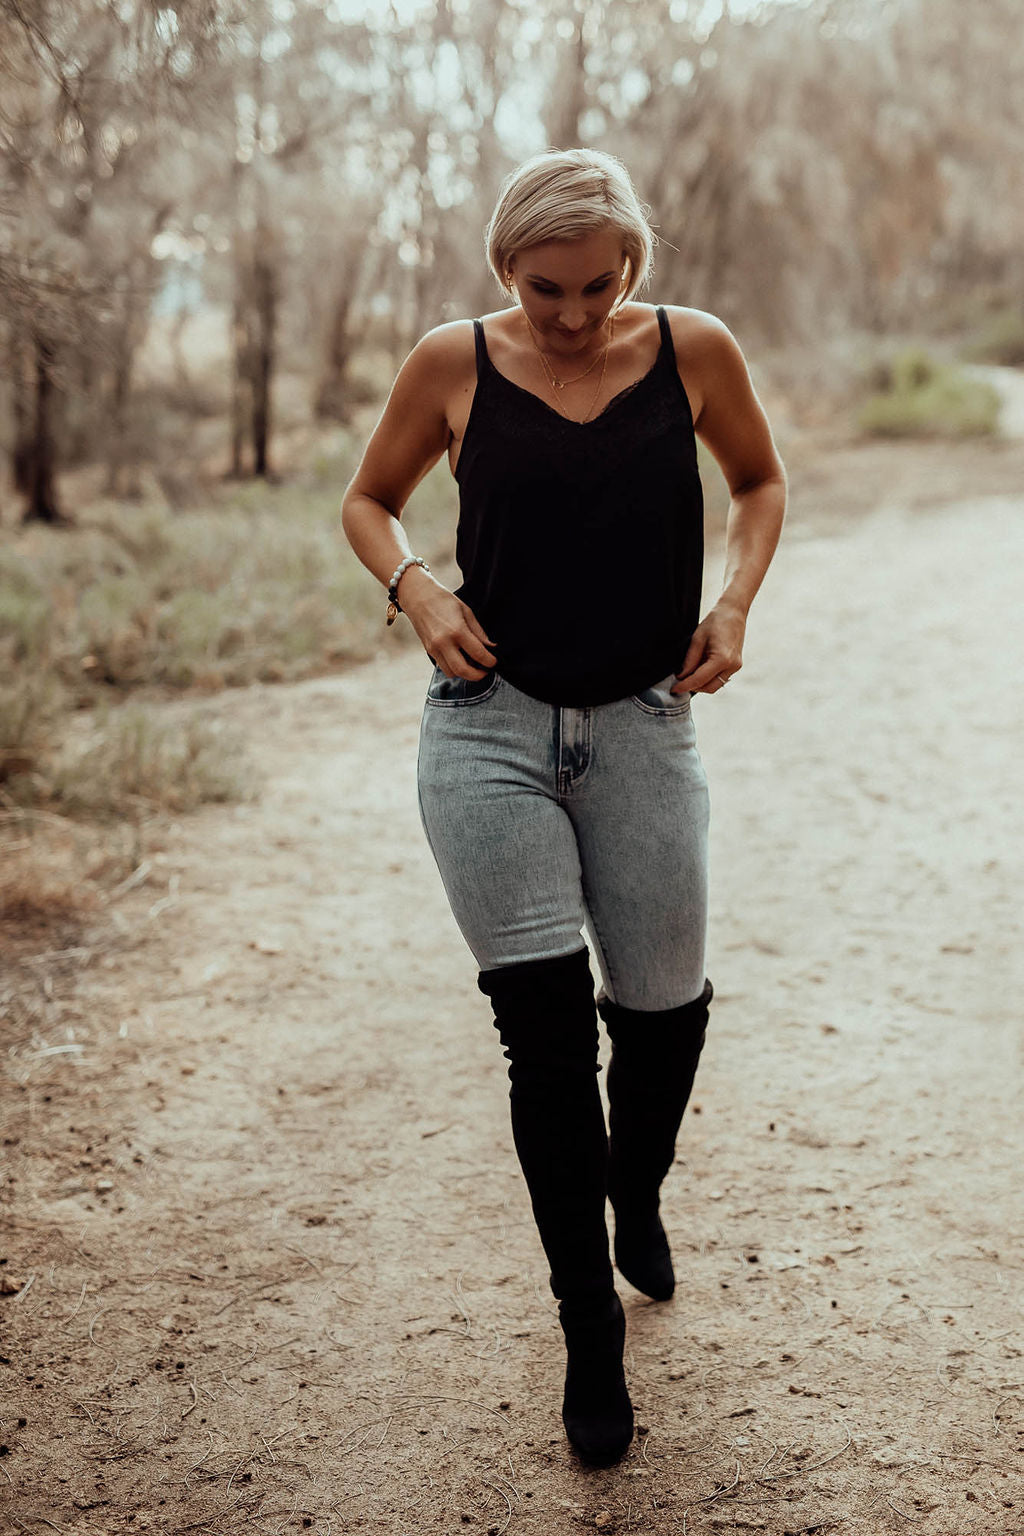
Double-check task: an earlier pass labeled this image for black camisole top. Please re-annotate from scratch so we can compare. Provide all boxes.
[453,305,704,707]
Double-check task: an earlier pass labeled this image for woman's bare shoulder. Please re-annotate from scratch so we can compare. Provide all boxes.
[382,322,478,429]
[405,310,517,401]
[659,305,753,407]
[660,305,741,356]
[407,318,477,374]
[648,306,753,425]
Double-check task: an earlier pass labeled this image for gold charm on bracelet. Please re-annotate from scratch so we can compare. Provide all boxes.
[386,601,399,626]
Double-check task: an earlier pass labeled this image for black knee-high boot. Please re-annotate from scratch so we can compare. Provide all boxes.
[598,980,713,1301]
[478,947,634,1466]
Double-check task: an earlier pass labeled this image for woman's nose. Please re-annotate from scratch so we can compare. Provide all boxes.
[557,302,586,330]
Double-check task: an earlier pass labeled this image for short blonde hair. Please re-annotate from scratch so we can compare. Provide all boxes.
[485,148,655,304]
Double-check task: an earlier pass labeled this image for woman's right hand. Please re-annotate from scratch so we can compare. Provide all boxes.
[398,567,496,679]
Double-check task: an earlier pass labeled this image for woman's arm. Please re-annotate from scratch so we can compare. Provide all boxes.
[341,324,496,679]
[671,313,787,696]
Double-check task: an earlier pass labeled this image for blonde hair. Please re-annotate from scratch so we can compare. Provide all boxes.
[485,148,655,304]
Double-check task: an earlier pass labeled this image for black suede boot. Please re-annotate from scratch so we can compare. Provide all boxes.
[598,980,713,1301]
[478,948,634,1466]
[558,1289,632,1467]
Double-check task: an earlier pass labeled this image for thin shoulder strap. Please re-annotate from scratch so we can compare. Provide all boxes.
[655,305,672,350]
[472,318,490,378]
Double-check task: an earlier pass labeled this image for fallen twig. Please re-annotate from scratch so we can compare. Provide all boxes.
[13,1273,36,1302]
[389,1392,512,1424]
[182,1429,216,1486]
[933,1450,1023,1475]
[481,1480,514,1535]
[682,1459,741,1533]
[992,1389,1024,1433]
[87,1306,110,1344]
[284,1243,326,1277]
[801,1423,854,1475]
[887,1497,923,1522]
[754,1424,853,1485]
[213,1275,307,1315]
[452,1270,472,1334]
[109,860,153,899]
[62,1280,89,1325]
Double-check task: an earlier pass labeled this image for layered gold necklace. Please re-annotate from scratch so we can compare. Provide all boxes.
[525,315,615,424]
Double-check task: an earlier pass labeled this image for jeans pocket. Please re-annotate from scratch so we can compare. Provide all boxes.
[629,675,692,717]
[425,665,502,707]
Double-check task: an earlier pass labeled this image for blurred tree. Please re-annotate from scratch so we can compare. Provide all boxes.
[0,0,221,518]
[3,0,1023,506]
[221,0,382,463]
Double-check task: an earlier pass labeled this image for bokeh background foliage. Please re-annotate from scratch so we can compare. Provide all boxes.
[1,0,1022,906]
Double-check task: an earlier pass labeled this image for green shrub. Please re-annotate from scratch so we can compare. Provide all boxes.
[858,349,1001,438]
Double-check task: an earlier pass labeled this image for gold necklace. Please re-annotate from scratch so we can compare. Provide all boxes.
[526,316,615,423]
[526,316,611,388]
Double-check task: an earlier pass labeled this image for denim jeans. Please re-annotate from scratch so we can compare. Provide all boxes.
[417,667,710,1011]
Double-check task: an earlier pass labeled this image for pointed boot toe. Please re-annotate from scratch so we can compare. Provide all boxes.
[614,1213,676,1302]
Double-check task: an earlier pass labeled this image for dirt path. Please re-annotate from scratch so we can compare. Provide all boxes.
[3,487,1023,1536]
[967,365,1024,438]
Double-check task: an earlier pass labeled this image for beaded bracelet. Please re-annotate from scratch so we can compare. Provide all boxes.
[386,556,431,626]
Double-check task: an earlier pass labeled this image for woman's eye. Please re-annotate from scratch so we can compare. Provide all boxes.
[529,281,611,297]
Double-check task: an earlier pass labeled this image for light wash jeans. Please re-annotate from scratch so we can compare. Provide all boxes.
[417,667,710,1010]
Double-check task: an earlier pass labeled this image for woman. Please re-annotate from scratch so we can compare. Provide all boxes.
[342,148,785,1467]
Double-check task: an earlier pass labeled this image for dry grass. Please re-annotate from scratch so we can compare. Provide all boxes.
[0,853,96,929]
[48,705,251,819]
[2,438,454,699]
[0,813,103,955]
[0,437,456,914]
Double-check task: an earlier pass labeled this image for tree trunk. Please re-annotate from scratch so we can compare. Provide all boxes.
[229,240,251,478]
[548,15,588,147]
[251,231,275,478]
[315,284,355,422]
[10,319,33,495]
[104,323,138,497]
[22,333,67,525]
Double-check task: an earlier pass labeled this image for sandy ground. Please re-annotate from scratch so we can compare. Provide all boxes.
[2,462,1023,1535]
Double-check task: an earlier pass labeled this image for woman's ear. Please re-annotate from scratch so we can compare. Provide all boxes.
[611,256,631,312]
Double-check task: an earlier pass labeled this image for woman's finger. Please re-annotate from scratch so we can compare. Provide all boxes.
[677,628,707,680]
[675,654,721,692]
[457,629,497,670]
[463,607,496,649]
[435,640,493,679]
[686,656,739,693]
[455,653,494,679]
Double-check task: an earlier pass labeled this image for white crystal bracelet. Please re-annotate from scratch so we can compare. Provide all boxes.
[386,556,430,626]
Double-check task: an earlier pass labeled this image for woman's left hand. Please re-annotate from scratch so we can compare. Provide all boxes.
[671,602,746,695]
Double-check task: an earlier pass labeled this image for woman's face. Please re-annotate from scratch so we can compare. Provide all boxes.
[508,228,627,354]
